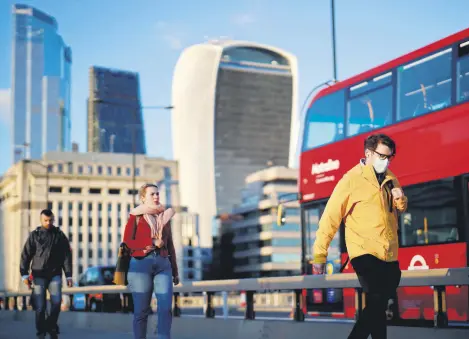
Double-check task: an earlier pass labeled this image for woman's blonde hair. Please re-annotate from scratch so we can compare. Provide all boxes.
[138,183,159,202]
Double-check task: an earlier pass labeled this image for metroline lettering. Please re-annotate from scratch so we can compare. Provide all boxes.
[311,159,340,175]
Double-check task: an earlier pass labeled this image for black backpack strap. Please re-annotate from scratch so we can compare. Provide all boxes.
[131,216,140,240]
[339,256,349,273]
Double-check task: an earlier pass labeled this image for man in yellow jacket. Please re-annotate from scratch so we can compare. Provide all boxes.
[312,134,407,339]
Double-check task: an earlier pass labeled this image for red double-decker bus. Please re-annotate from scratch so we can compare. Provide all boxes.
[298,28,469,323]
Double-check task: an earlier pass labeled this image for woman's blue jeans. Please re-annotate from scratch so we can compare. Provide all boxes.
[127,252,173,339]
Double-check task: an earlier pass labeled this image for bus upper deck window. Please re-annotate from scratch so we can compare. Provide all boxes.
[457,40,469,103]
[397,48,452,121]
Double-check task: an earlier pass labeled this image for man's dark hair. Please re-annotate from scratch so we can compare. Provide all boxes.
[40,209,54,217]
[364,134,396,155]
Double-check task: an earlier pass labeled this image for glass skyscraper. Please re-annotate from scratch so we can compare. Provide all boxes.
[87,66,146,154]
[11,4,72,163]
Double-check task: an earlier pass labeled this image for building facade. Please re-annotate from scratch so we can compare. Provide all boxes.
[172,40,298,248]
[0,152,182,292]
[230,166,301,278]
[87,66,146,154]
[178,211,212,281]
[11,4,72,164]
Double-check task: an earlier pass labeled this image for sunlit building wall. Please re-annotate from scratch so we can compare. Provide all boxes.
[0,152,181,292]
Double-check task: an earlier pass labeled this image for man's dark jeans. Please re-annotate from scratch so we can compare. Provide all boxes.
[348,254,401,339]
[32,275,62,335]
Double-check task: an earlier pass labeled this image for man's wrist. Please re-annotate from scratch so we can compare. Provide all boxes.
[312,254,327,264]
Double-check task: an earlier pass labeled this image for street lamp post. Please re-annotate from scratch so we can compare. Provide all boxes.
[131,105,173,206]
[331,0,338,81]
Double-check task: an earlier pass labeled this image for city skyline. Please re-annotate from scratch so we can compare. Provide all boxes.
[0,2,468,322]
[0,0,468,176]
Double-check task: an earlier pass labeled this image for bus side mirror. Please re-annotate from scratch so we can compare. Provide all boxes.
[277,204,286,226]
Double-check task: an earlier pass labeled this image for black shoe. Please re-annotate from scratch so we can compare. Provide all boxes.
[36,334,45,339]
[49,330,58,339]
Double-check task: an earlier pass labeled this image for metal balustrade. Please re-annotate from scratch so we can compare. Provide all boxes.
[1,267,468,328]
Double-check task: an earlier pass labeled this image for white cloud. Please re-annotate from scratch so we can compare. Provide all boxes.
[155,21,184,50]
[162,34,183,50]
[0,89,10,123]
[232,13,256,26]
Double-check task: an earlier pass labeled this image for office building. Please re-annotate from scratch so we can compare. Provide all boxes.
[178,211,212,281]
[172,40,298,248]
[0,152,182,292]
[87,66,145,154]
[11,4,72,164]
[230,166,301,278]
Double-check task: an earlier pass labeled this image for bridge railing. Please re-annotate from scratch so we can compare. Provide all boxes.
[1,267,468,328]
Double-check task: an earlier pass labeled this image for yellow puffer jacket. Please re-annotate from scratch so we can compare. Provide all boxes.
[313,162,407,264]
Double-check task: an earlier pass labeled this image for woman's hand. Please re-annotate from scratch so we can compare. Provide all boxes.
[143,245,156,254]
[155,204,165,214]
[153,238,165,248]
[173,276,180,285]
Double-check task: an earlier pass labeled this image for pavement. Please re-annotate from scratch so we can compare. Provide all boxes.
[0,321,140,339]
[0,307,291,339]
[1,310,467,339]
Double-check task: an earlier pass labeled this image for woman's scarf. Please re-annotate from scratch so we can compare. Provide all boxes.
[130,204,165,246]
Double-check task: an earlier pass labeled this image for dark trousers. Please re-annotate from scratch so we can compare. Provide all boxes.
[32,275,62,335]
[348,255,401,339]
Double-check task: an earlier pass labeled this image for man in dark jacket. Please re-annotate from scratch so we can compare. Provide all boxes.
[20,209,73,339]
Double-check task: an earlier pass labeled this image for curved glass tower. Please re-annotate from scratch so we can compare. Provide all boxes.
[11,4,72,163]
[172,40,298,248]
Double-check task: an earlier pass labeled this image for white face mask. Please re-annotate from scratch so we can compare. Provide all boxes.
[373,157,389,174]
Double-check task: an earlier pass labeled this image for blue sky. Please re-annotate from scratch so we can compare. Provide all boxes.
[0,0,468,174]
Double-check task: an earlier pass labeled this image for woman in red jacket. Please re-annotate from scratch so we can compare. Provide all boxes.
[123,183,179,339]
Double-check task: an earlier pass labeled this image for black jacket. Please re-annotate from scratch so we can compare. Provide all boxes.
[20,226,72,279]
